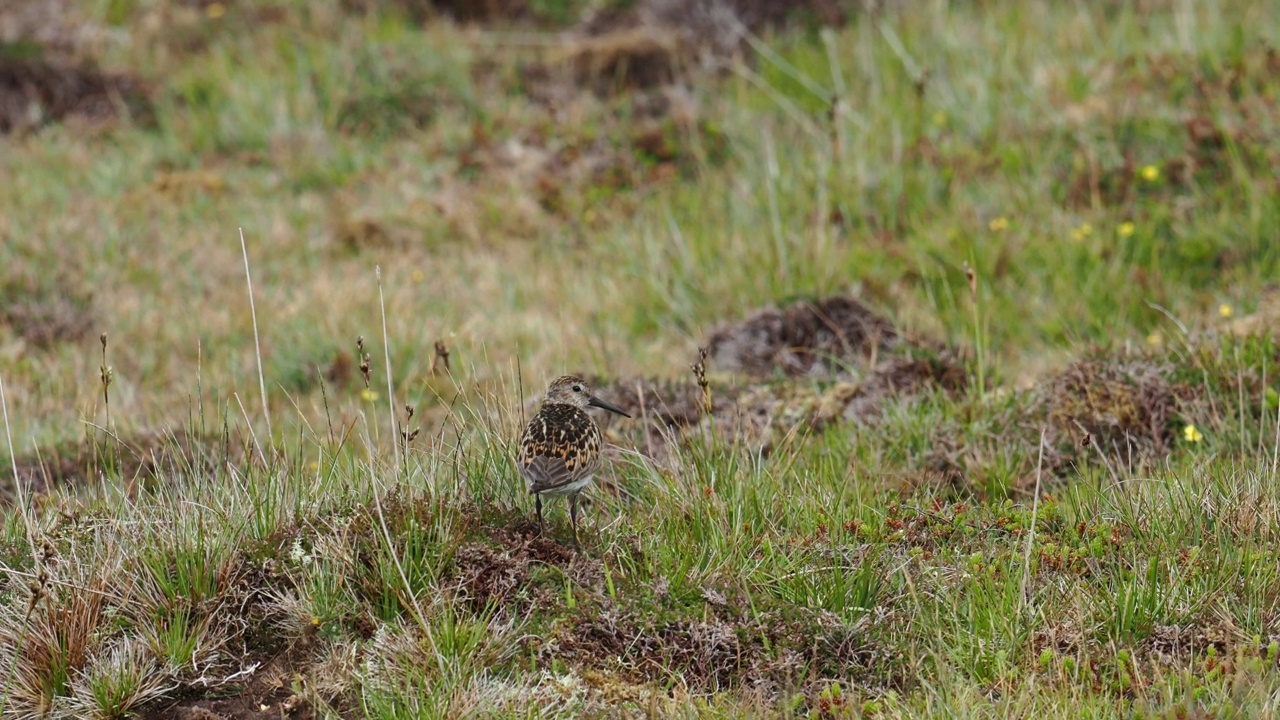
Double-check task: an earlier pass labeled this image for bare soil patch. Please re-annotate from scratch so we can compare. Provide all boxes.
[594,295,963,460]
[0,53,151,134]
[707,295,902,378]
[559,0,848,93]
[540,604,881,698]
[141,656,314,720]
[451,519,606,611]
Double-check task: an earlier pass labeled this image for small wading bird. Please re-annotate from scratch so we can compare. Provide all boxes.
[518,375,631,543]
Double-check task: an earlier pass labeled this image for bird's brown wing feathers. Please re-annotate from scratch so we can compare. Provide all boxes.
[518,404,601,494]
[519,455,580,494]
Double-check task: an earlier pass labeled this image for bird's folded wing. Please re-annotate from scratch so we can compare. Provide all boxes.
[520,455,581,494]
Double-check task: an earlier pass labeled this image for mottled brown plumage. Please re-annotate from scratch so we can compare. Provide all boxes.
[518,375,630,543]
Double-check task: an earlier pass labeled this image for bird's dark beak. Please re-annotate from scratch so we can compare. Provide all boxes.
[588,395,631,418]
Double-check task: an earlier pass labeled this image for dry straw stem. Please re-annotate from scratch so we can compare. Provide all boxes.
[240,228,272,442]
[375,265,401,475]
[0,375,34,553]
[1020,429,1046,613]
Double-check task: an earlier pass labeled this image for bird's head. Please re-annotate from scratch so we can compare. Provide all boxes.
[543,375,631,417]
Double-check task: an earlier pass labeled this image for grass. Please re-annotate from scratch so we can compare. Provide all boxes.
[2,0,1280,716]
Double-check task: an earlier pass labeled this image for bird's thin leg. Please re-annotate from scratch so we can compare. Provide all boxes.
[569,494,579,546]
[535,494,543,535]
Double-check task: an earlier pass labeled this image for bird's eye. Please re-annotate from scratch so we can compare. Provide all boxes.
[572,384,583,393]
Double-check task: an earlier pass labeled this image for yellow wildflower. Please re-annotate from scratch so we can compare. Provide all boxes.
[360,388,379,403]
[1118,222,1135,238]
[1140,165,1160,182]
[411,269,426,283]
[1146,331,1163,347]
[1070,222,1093,241]
[1218,303,1233,318]
[989,217,1009,232]
[1183,424,1203,443]
[206,2,226,19]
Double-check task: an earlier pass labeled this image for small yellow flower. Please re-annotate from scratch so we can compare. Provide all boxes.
[1183,424,1203,443]
[206,2,226,19]
[1146,331,1163,347]
[989,217,1009,232]
[1218,303,1233,318]
[360,388,379,403]
[1140,165,1160,182]
[1118,221,1135,238]
[932,110,948,128]
[1070,222,1093,241]
[411,269,426,283]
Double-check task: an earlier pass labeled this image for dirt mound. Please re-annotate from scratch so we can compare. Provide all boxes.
[1045,358,1191,457]
[596,348,963,463]
[352,0,847,34]
[700,352,963,455]
[590,297,959,461]
[707,295,901,378]
[541,604,878,696]
[561,23,684,92]
[891,351,1217,500]
[2,0,149,134]
[448,511,612,611]
[0,54,151,134]
[556,612,744,690]
[592,377,715,431]
[565,0,849,91]
[834,354,967,424]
